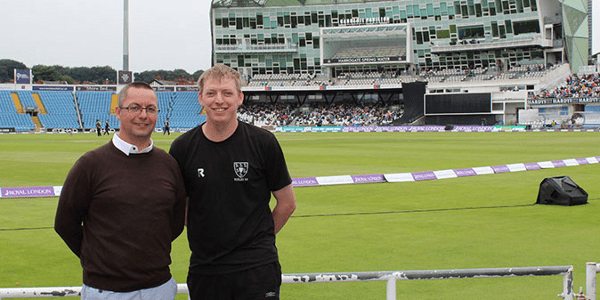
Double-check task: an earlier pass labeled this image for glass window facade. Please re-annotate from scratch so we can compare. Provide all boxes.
[210,0,581,75]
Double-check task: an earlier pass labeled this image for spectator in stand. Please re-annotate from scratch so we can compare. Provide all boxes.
[535,73,600,99]
[294,102,403,126]
[238,103,295,127]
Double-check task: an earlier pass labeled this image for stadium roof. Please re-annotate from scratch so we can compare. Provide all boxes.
[322,25,408,40]
[211,0,386,7]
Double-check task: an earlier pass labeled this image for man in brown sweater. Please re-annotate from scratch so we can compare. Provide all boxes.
[55,82,186,300]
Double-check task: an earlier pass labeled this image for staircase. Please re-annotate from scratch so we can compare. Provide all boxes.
[32,93,47,114]
[31,115,42,132]
[11,93,24,114]
[110,94,119,114]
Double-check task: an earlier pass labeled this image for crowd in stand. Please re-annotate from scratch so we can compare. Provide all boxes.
[237,102,403,127]
[238,68,600,128]
[238,103,295,127]
[294,103,402,126]
[533,73,600,99]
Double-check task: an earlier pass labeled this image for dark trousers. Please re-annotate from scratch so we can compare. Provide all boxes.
[187,262,282,300]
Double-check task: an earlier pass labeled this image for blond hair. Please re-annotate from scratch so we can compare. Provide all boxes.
[197,64,242,94]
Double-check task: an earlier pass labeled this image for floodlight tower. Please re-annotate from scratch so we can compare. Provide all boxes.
[123,0,129,71]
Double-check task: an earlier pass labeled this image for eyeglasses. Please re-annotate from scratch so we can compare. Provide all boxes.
[119,106,160,115]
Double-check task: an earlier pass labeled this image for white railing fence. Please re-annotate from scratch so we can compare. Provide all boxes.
[0,265,583,299]
[587,262,600,300]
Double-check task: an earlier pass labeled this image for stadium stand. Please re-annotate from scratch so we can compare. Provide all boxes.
[294,103,403,126]
[1,0,595,131]
[36,91,80,130]
[158,91,206,129]
[0,91,35,132]
[238,103,295,127]
[77,91,118,129]
[533,73,600,99]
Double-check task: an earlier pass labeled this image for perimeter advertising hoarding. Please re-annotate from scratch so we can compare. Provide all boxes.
[76,86,117,92]
[33,86,74,91]
[0,186,59,198]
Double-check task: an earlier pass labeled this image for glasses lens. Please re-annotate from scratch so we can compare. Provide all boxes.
[122,106,159,115]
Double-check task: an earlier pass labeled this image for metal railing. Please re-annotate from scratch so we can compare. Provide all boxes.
[0,265,575,299]
[587,262,600,300]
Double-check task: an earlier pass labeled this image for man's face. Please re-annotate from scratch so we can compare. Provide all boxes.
[115,87,158,144]
[199,77,243,125]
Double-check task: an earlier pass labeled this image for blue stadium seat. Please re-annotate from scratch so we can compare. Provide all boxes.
[36,91,79,129]
[77,91,117,129]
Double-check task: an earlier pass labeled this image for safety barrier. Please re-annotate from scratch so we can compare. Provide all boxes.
[0,265,577,299]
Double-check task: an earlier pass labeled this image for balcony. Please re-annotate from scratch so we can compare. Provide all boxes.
[431,37,554,53]
[215,42,298,54]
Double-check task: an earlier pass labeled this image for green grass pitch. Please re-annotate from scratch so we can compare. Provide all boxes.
[1,131,599,299]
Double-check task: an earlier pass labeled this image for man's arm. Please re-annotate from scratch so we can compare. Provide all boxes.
[170,189,187,240]
[54,160,90,258]
[54,203,84,258]
[271,183,296,235]
[54,188,83,257]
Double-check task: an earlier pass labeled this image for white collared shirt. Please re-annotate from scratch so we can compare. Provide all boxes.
[112,133,153,156]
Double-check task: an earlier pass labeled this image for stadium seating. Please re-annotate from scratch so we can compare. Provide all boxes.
[36,91,80,129]
[0,91,35,131]
[163,91,205,128]
[0,69,596,132]
[0,113,35,131]
[77,91,118,129]
[0,91,17,113]
[16,91,37,108]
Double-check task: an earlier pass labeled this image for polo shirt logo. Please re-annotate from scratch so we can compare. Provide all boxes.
[234,162,248,181]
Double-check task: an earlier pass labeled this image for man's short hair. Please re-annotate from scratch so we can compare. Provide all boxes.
[118,82,156,106]
[197,64,242,94]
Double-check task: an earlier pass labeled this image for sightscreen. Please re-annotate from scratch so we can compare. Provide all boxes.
[425,93,491,114]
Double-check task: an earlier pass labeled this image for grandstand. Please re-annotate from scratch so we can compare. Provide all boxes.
[0,89,206,133]
[207,0,595,127]
[0,0,596,131]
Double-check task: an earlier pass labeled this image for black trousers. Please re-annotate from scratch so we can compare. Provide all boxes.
[187,262,282,300]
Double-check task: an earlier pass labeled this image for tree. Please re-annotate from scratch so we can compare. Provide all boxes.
[192,70,204,81]
[2,58,203,84]
[32,65,64,82]
[133,69,195,83]
[89,66,117,84]
[0,59,28,83]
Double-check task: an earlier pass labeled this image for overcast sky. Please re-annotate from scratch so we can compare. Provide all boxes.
[0,0,599,74]
[0,0,212,74]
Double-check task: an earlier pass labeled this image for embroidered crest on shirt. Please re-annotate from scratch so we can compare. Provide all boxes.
[234,162,249,181]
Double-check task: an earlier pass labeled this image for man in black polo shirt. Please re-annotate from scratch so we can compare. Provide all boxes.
[169,64,296,300]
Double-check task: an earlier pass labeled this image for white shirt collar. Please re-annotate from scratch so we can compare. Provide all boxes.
[112,133,153,156]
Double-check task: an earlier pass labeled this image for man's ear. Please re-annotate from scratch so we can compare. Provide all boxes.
[238,91,244,106]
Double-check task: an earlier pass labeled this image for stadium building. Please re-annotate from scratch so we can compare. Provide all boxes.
[211,0,597,127]
[0,0,597,132]
[210,0,588,75]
